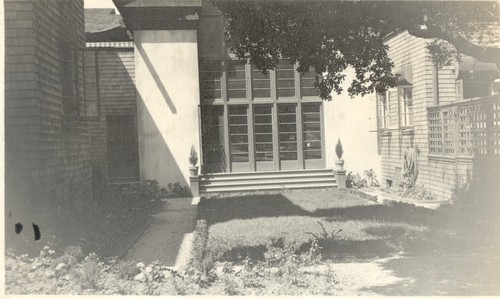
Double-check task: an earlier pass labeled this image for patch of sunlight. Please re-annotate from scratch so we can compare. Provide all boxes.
[332,256,414,295]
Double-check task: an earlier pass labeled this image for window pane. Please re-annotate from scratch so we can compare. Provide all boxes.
[227,80,246,90]
[278,88,295,97]
[202,61,222,100]
[230,125,248,134]
[230,135,248,143]
[229,115,247,124]
[256,143,273,152]
[280,133,297,141]
[254,115,272,123]
[304,131,321,142]
[303,122,321,131]
[279,124,297,133]
[255,134,273,143]
[280,152,297,160]
[228,89,246,99]
[303,141,321,150]
[279,115,296,123]
[300,67,320,97]
[252,66,271,99]
[277,63,295,98]
[304,150,321,160]
[227,61,247,100]
[302,113,320,122]
[254,124,272,133]
[256,152,273,161]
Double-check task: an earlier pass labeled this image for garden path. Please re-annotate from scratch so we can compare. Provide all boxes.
[123,197,197,269]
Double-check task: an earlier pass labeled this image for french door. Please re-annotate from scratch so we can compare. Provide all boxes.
[201,103,324,173]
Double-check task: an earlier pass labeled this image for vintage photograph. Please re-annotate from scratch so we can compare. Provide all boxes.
[3,0,500,295]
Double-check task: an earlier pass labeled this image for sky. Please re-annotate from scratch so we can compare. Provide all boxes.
[84,0,117,9]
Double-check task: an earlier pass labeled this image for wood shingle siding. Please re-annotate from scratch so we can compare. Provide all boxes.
[88,49,138,181]
[5,0,92,239]
[379,31,500,200]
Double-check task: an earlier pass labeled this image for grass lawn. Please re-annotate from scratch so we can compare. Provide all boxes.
[198,188,500,295]
[199,189,431,260]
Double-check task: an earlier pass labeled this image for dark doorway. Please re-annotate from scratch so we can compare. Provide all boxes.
[106,115,139,181]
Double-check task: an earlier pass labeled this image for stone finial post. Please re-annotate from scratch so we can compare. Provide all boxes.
[189,175,200,198]
[334,169,347,189]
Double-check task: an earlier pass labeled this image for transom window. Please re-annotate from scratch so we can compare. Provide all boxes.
[276,63,296,98]
[201,60,321,102]
[227,61,247,100]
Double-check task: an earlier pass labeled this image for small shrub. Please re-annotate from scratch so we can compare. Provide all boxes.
[346,169,379,188]
[335,138,343,160]
[72,253,101,290]
[189,145,198,166]
[168,182,191,197]
[116,261,141,280]
[346,172,365,188]
[190,219,217,278]
[398,185,436,201]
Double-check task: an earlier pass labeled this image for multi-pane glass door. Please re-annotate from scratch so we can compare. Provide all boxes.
[201,106,225,173]
[278,104,300,170]
[201,103,324,173]
[253,105,274,171]
[228,105,251,172]
[302,103,324,169]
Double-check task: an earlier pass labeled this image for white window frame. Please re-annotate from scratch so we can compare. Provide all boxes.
[377,92,389,129]
[398,86,413,128]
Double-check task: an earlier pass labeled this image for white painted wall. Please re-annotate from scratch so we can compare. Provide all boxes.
[324,68,382,178]
[134,30,201,188]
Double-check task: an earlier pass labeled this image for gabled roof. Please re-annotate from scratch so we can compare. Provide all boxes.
[85,8,131,42]
[85,8,123,33]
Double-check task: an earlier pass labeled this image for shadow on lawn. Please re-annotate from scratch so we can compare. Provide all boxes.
[199,193,443,229]
[360,250,500,296]
[199,193,451,262]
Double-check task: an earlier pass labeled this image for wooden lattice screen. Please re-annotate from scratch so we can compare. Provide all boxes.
[428,95,500,158]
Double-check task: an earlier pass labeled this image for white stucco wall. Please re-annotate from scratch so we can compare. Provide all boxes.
[324,68,382,178]
[134,30,201,188]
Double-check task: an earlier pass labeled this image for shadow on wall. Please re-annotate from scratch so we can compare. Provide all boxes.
[137,92,188,188]
[135,41,177,114]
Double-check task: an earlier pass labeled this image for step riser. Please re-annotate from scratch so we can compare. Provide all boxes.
[201,174,336,184]
[201,169,333,179]
[202,177,336,187]
[201,182,337,193]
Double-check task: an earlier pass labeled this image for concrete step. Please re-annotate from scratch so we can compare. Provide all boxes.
[201,169,334,181]
[201,176,336,187]
[199,168,337,193]
[200,181,337,193]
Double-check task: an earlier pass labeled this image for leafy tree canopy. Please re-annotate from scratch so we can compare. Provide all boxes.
[212,0,500,100]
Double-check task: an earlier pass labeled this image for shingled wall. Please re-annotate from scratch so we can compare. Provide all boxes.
[88,48,138,182]
[5,0,92,245]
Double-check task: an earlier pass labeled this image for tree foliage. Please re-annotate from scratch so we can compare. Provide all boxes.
[212,0,499,100]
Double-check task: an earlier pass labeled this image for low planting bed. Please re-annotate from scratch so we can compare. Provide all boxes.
[6,187,500,295]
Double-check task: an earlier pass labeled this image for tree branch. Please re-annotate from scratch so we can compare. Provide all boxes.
[407,26,500,69]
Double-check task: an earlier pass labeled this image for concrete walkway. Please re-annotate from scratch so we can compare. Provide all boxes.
[123,197,197,269]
